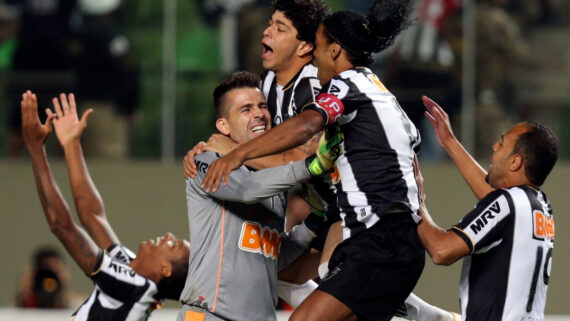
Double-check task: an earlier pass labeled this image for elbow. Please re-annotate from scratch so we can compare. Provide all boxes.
[430,251,453,266]
[47,212,73,236]
[428,248,459,266]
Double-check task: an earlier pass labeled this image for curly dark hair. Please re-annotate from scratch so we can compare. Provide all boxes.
[512,121,559,186]
[156,254,189,300]
[213,71,261,119]
[272,0,331,49]
[322,0,412,66]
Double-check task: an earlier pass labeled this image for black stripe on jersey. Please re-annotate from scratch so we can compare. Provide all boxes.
[464,190,515,321]
[333,75,413,233]
[267,76,279,125]
[86,289,132,321]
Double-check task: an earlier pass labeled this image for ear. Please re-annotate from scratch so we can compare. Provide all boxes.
[297,41,314,57]
[509,153,523,171]
[160,261,173,278]
[216,118,230,136]
[330,42,342,60]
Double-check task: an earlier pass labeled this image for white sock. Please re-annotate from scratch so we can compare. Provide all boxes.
[277,279,318,308]
[402,293,455,321]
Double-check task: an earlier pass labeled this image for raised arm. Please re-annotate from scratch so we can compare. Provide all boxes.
[21,90,99,274]
[202,109,325,192]
[422,96,494,200]
[49,93,120,249]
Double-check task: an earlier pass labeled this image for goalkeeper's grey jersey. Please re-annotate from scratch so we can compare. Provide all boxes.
[180,151,311,321]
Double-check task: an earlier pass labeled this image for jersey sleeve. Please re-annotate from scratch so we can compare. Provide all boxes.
[301,77,353,126]
[449,189,513,253]
[190,152,311,204]
[293,76,321,109]
[90,250,155,301]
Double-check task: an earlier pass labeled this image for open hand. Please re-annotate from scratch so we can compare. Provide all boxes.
[184,135,238,179]
[422,96,455,150]
[21,90,55,149]
[48,93,93,147]
[412,153,426,205]
[183,141,207,179]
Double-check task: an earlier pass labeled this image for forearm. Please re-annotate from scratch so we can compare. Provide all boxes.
[29,145,99,273]
[443,136,494,200]
[238,110,324,163]
[29,145,72,232]
[62,140,118,247]
[417,205,465,266]
[247,130,322,170]
[209,159,311,203]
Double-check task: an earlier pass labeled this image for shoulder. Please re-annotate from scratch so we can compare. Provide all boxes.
[194,151,221,176]
[106,244,136,264]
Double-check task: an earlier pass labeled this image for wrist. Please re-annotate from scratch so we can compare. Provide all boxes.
[306,155,324,176]
[26,143,45,155]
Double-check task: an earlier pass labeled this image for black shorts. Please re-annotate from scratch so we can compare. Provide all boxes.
[317,213,425,321]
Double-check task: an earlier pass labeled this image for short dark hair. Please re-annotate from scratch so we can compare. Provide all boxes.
[156,255,189,300]
[512,121,559,186]
[323,0,411,66]
[272,0,331,49]
[213,71,261,119]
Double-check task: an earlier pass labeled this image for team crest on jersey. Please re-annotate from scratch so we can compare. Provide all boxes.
[533,210,554,240]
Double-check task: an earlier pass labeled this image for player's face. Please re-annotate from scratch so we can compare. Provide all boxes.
[262,10,302,73]
[486,123,528,188]
[224,87,271,144]
[138,232,190,267]
[313,24,335,85]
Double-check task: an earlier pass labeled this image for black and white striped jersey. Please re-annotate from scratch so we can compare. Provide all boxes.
[71,244,160,321]
[451,186,554,321]
[261,63,321,126]
[304,67,421,239]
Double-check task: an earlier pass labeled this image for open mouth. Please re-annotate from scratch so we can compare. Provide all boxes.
[262,43,274,59]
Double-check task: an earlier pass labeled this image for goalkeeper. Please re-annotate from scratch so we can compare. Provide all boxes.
[178,71,343,321]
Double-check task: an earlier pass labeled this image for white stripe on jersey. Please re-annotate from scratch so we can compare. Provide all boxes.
[334,69,420,224]
[335,154,378,240]
[463,194,510,247]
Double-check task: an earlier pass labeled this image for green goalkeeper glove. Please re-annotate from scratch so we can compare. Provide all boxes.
[306,125,344,176]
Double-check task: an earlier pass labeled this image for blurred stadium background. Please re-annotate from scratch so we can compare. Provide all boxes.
[0,0,568,319]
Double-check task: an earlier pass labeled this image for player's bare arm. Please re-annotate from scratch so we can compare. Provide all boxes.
[22,90,99,274]
[423,96,493,200]
[50,93,120,249]
[413,151,469,265]
[202,109,325,192]
[184,131,322,179]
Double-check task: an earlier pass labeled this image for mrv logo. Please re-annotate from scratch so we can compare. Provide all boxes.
[470,201,501,235]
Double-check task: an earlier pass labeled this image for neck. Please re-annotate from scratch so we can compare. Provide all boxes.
[501,174,536,190]
[129,258,160,284]
[274,56,312,86]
